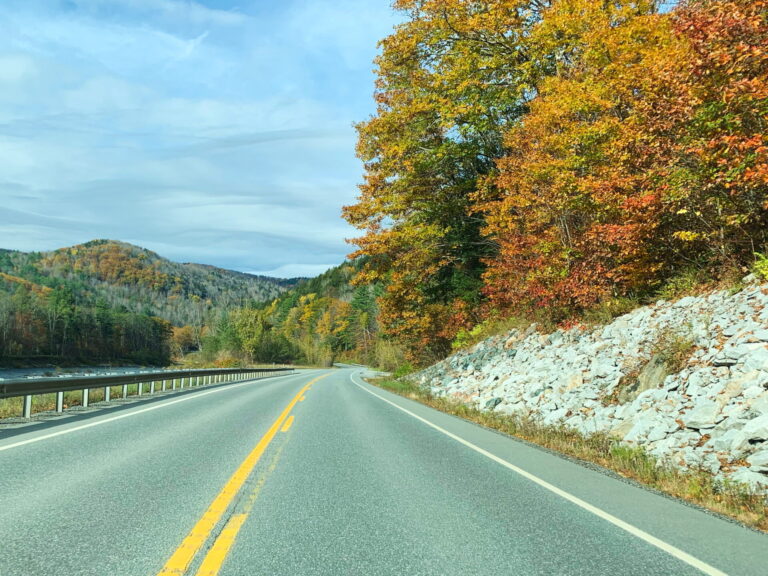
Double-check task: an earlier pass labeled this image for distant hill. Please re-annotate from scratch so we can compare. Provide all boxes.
[0,240,296,326]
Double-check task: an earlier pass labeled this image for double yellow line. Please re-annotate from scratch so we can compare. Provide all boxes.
[157,373,329,576]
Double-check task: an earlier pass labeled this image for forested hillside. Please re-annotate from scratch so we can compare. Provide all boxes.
[195,261,404,370]
[0,240,293,366]
[344,0,768,365]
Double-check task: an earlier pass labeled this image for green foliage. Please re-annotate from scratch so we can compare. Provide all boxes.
[752,253,768,281]
[391,363,415,379]
[376,378,423,396]
[656,267,710,301]
[451,314,530,351]
[0,240,294,367]
[186,261,394,369]
[0,287,172,366]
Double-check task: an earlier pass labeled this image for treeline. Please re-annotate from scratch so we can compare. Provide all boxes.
[193,263,405,370]
[0,286,172,366]
[344,0,768,364]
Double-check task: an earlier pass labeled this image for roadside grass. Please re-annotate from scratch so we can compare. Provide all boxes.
[370,377,768,532]
[0,367,302,419]
[0,384,156,419]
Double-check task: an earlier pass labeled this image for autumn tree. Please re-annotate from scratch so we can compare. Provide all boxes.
[648,0,768,272]
[480,0,676,315]
[345,0,552,363]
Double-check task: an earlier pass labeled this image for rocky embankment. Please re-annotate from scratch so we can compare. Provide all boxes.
[415,278,768,490]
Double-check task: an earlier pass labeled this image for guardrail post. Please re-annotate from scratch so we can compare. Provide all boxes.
[137,382,143,397]
[162,379,167,392]
[56,391,64,412]
[180,377,185,389]
[22,395,32,418]
[82,388,89,408]
[122,384,128,399]
[172,378,177,390]
[104,386,111,403]
[150,381,156,394]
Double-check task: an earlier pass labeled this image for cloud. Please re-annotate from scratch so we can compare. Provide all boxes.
[68,0,249,27]
[0,1,397,277]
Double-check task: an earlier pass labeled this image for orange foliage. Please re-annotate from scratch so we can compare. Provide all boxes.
[41,242,175,291]
[481,0,671,314]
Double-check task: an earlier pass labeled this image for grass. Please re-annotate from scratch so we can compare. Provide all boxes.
[1,387,121,419]
[651,328,696,373]
[370,377,768,532]
[0,378,203,419]
[0,366,300,419]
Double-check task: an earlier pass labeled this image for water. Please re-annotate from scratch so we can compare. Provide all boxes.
[0,366,162,381]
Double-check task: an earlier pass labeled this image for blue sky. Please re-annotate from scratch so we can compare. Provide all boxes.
[0,0,397,277]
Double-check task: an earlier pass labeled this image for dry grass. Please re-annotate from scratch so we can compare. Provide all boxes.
[371,377,768,532]
[0,380,190,419]
[0,368,297,419]
[651,329,696,374]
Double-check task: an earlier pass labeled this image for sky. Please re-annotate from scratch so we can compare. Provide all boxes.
[0,0,398,278]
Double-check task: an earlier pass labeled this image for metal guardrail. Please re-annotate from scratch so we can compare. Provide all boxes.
[0,367,295,418]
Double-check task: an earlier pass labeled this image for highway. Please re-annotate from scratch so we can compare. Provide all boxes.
[0,368,766,576]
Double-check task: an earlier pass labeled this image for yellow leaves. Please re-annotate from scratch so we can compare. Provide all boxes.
[672,231,702,242]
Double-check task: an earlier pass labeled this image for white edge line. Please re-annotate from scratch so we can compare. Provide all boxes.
[350,373,728,576]
[0,371,318,453]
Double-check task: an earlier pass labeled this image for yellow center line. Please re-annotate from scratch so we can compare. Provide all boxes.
[156,372,329,576]
[280,415,295,433]
[193,441,287,576]
[194,515,247,576]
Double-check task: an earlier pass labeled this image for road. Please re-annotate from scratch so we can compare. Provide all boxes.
[0,368,766,576]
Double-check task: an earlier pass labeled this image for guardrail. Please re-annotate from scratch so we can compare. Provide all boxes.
[0,367,295,419]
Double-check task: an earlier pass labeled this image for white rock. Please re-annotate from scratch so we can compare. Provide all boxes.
[729,467,768,490]
[743,385,765,399]
[411,281,768,490]
[731,414,768,452]
[749,329,768,342]
[749,393,768,415]
[742,346,768,372]
[710,428,741,452]
[746,450,768,472]
[683,401,723,429]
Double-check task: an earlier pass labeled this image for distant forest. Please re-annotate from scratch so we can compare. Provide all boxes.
[0,240,293,366]
[196,260,403,370]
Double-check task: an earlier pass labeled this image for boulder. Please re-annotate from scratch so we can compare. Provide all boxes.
[746,449,768,472]
[742,346,768,372]
[730,414,768,452]
[682,401,723,430]
[617,355,668,404]
[729,467,768,491]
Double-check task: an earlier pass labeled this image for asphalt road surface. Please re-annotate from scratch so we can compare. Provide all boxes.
[1,368,767,576]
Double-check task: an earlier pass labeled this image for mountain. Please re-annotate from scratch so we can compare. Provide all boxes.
[0,240,296,326]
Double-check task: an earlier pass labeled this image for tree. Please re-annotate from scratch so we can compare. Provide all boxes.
[648,0,768,271]
[345,0,553,363]
[480,0,673,315]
